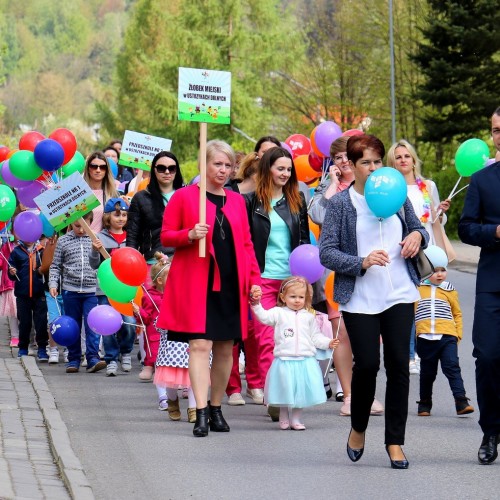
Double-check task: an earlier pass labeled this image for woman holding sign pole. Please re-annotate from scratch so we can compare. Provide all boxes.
[156,140,261,437]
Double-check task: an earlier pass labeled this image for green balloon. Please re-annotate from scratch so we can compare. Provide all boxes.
[97,259,138,303]
[61,151,85,178]
[0,184,17,222]
[8,150,43,181]
[455,139,490,177]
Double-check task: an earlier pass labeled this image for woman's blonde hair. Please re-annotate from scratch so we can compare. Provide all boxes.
[150,251,170,284]
[386,139,423,178]
[206,140,236,168]
[277,276,313,309]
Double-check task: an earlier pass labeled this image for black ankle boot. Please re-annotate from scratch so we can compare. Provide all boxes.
[208,402,230,432]
[193,407,209,437]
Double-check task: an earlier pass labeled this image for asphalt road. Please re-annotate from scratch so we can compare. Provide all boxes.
[39,269,500,500]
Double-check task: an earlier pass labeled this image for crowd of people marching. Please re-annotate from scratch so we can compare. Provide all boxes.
[5,108,500,467]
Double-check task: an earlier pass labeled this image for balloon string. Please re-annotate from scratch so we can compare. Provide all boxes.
[0,252,20,281]
[141,284,160,313]
[123,321,144,328]
[432,176,462,223]
[52,294,62,316]
[379,219,394,291]
[323,312,342,379]
[134,298,152,358]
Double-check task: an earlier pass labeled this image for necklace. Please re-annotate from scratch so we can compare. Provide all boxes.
[214,196,226,240]
[415,177,431,223]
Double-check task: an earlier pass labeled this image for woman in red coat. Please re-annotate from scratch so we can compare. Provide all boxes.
[157,140,261,437]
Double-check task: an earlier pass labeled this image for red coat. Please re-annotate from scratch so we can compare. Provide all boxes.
[156,185,260,337]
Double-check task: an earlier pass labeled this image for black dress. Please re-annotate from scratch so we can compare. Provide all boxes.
[168,192,241,342]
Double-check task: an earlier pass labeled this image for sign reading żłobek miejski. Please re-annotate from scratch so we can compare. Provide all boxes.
[178,67,231,124]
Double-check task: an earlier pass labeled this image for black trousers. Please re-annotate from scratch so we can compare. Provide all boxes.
[16,295,48,351]
[472,292,500,436]
[343,303,413,445]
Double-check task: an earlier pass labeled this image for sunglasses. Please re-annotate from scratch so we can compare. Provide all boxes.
[89,163,108,171]
[155,164,177,174]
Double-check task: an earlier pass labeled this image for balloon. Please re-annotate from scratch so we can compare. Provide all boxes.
[294,155,320,183]
[88,305,123,336]
[61,151,85,178]
[364,167,407,219]
[39,213,55,237]
[19,131,45,152]
[0,146,10,162]
[486,158,496,167]
[310,127,325,158]
[423,245,448,269]
[16,181,47,209]
[280,142,293,156]
[289,244,325,283]
[309,217,320,241]
[455,138,490,176]
[324,272,338,311]
[343,129,364,137]
[33,139,65,172]
[109,287,143,316]
[1,160,33,188]
[106,157,118,178]
[6,149,18,159]
[314,121,342,157]
[49,128,77,165]
[50,316,80,346]
[285,134,311,159]
[110,247,148,286]
[97,259,138,302]
[8,150,43,181]
[308,151,323,172]
[309,231,317,246]
[0,185,17,222]
[13,211,43,242]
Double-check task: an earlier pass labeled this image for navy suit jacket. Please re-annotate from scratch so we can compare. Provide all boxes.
[458,161,500,293]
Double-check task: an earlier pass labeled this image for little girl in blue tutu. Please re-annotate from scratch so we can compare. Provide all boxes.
[251,276,339,430]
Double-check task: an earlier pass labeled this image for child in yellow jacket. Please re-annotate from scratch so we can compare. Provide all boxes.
[415,246,474,417]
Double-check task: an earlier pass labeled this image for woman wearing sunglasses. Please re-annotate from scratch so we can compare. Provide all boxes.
[83,152,119,231]
[127,151,184,268]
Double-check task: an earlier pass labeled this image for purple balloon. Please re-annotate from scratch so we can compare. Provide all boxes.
[88,305,122,336]
[289,244,325,283]
[1,160,33,188]
[13,211,43,242]
[315,121,342,157]
[16,181,47,209]
[281,142,293,155]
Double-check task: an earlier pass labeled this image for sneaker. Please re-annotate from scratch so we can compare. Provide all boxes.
[86,359,106,373]
[138,365,154,382]
[48,348,59,364]
[62,348,69,363]
[66,361,80,373]
[228,393,246,406]
[370,398,384,415]
[37,348,49,362]
[9,337,19,348]
[340,395,351,416]
[417,399,432,416]
[17,348,29,358]
[28,344,37,356]
[239,361,245,375]
[409,360,420,375]
[120,354,132,372]
[158,396,168,411]
[246,388,264,405]
[106,361,118,377]
[455,396,474,415]
[81,357,88,368]
[335,391,344,402]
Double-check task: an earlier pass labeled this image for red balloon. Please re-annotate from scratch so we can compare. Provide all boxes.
[0,147,10,162]
[308,151,323,172]
[49,128,77,165]
[285,134,311,159]
[19,131,46,152]
[343,129,364,137]
[110,247,148,286]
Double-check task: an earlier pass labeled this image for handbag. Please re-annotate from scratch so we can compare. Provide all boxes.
[416,248,435,280]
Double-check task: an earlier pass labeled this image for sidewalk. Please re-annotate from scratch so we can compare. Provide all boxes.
[0,318,94,500]
[449,240,480,271]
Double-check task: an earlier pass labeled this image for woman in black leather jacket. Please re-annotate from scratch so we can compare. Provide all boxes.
[244,147,309,412]
[127,151,184,267]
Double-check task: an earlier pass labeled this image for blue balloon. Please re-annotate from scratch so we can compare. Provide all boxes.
[106,157,118,178]
[39,212,55,237]
[34,139,64,172]
[50,315,80,346]
[364,167,407,219]
[309,231,317,246]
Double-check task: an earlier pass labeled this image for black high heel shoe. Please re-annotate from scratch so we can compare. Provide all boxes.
[386,445,409,469]
[346,429,365,462]
[208,402,230,432]
[193,407,209,437]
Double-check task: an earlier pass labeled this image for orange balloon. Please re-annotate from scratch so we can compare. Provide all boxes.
[309,217,320,240]
[108,286,144,316]
[6,148,19,159]
[325,272,339,311]
[310,127,325,158]
[294,154,320,183]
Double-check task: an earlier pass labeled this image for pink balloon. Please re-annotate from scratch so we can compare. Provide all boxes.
[280,142,293,155]
[315,121,342,157]
[88,305,123,336]
[343,129,364,137]
[284,134,311,159]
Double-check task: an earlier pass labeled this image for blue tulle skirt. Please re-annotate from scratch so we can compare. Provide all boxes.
[264,357,327,408]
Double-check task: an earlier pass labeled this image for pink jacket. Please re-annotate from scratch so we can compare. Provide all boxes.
[156,185,261,338]
[0,242,14,293]
[139,286,164,342]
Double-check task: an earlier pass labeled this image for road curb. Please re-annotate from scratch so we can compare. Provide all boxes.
[21,356,95,500]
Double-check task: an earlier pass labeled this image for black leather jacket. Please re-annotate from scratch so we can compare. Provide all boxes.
[127,188,174,260]
[245,192,310,273]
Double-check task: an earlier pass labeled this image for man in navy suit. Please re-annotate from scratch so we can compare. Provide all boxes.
[458,107,500,464]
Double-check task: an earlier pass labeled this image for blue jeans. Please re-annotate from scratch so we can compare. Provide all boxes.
[45,291,64,324]
[416,335,466,400]
[97,296,136,363]
[409,322,416,360]
[62,290,99,364]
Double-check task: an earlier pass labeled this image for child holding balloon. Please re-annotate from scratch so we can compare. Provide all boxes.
[90,198,136,377]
